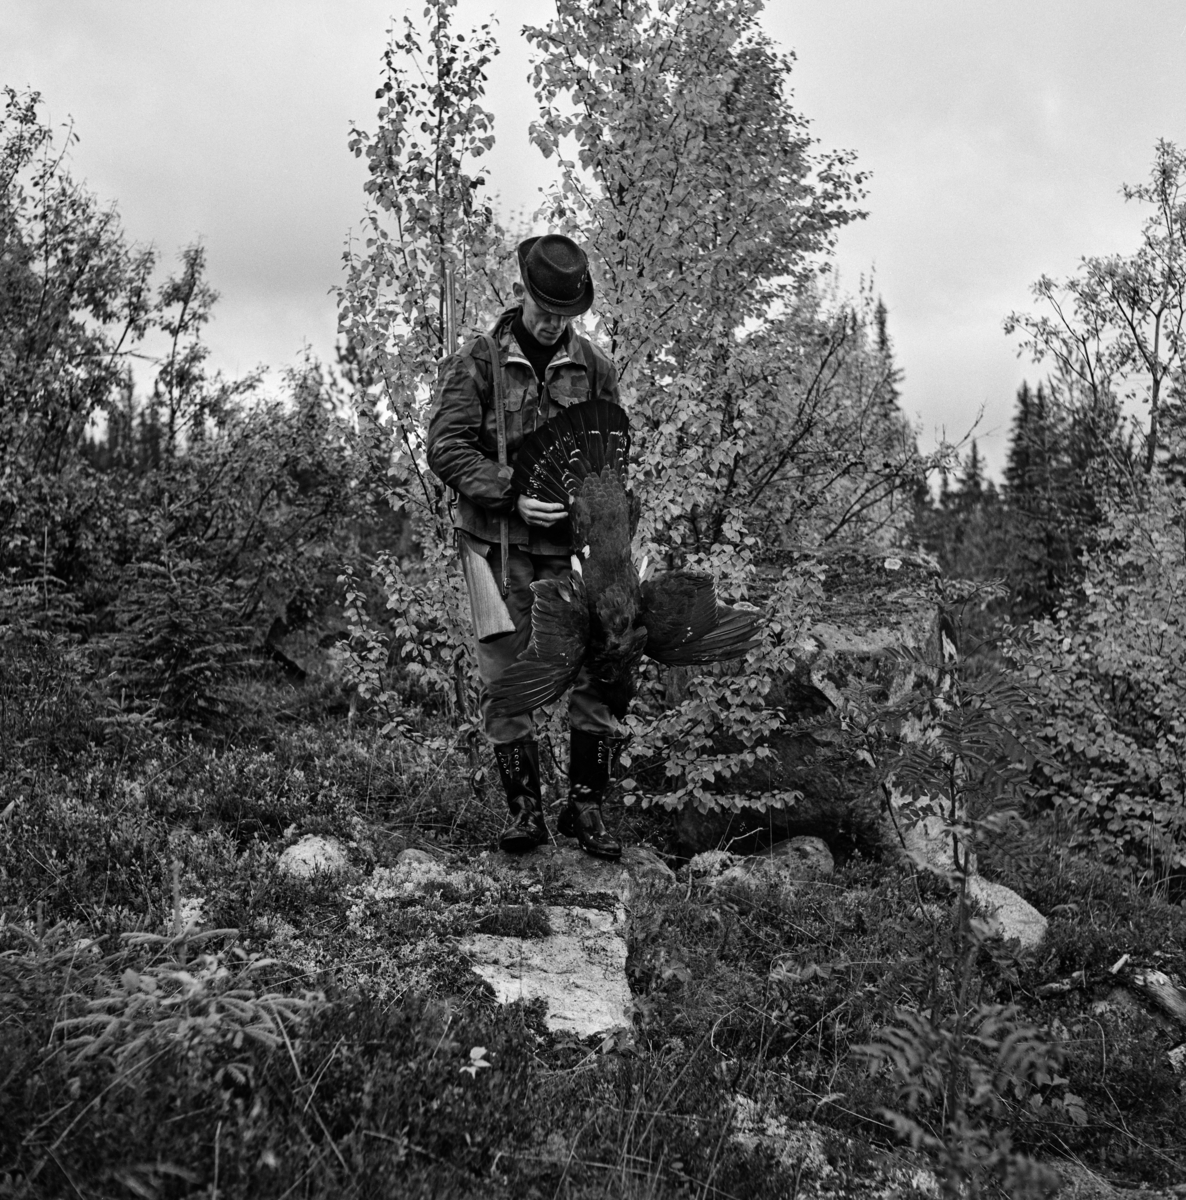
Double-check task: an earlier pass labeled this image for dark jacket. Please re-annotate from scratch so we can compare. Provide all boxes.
[426,306,621,555]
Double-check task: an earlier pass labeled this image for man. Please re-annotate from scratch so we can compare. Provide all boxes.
[426,234,624,860]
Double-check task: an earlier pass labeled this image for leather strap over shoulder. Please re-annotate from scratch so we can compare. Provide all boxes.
[482,332,511,596]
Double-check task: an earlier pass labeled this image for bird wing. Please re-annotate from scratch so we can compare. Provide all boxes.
[640,571,761,665]
[511,399,631,507]
[485,572,590,717]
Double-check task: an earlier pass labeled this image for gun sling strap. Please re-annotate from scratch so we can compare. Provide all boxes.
[481,332,511,596]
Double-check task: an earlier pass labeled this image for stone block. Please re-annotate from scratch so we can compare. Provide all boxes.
[460,905,630,1037]
[966,876,1048,951]
[277,835,348,879]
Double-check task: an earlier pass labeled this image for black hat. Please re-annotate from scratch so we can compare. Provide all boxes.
[517,234,594,317]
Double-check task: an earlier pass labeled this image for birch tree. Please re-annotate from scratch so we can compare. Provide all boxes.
[338,0,514,719]
[525,0,918,568]
[1006,140,1186,480]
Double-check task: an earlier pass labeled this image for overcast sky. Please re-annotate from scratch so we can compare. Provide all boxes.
[5,1,1185,476]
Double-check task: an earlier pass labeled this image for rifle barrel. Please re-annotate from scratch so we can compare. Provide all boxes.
[443,264,458,356]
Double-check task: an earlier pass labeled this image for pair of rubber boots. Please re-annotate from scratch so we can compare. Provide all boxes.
[492,729,621,860]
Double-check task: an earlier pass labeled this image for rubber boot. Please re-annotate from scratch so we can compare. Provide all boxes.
[492,740,548,853]
[557,728,622,861]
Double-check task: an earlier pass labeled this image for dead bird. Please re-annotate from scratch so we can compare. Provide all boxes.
[487,399,761,719]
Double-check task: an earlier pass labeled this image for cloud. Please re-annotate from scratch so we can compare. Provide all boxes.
[5,0,1184,477]
[771,0,1186,471]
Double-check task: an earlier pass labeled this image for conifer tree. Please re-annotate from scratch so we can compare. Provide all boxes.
[914,440,1003,597]
[955,440,989,510]
[1004,381,1036,499]
[999,378,1136,618]
[1002,382,1067,617]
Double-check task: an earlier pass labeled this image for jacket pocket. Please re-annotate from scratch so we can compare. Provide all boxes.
[491,381,531,456]
[503,381,531,412]
[547,370,590,408]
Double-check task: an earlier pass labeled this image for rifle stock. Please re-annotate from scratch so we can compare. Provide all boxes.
[458,532,516,642]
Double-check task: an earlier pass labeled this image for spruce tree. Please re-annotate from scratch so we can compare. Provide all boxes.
[999,379,1130,619]
[955,440,988,511]
[1004,381,1035,499]
[914,440,1005,614]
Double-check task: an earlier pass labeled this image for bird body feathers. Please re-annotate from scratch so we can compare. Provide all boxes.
[487,400,760,719]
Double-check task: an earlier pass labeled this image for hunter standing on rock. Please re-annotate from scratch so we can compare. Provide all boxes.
[426,235,625,861]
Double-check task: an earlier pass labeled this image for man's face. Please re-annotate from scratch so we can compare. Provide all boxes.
[516,284,568,346]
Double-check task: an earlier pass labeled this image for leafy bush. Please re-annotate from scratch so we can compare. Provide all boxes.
[1026,469,1186,881]
[861,1004,1063,1199]
[619,568,823,813]
[0,87,155,579]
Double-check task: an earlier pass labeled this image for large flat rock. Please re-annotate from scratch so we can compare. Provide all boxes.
[460,904,630,1037]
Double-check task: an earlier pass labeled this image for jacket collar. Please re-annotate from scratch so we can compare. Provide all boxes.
[493,305,586,373]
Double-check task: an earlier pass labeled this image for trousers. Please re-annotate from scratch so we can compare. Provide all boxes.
[473,543,617,745]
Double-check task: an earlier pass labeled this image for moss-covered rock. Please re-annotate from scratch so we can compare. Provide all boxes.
[675,544,947,860]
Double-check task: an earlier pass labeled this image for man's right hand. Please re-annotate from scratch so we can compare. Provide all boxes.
[516,495,568,527]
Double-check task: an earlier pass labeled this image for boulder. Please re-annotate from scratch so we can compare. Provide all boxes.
[460,904,630,1037]
[672,785,881,863]
[884,790,978,879]
[277,835,348,879]
[1169,1045,1186,1075]
[488,843,676,897]
[731,1095,942,1197]
[687,849,738,879]
[670,545,947,861]
[396,846,441,866]
[771,547,982,883]
[364,849,473,899]
[768,835,834,878]
[966,876,1048,951]
[696,836,836,896]
[694,837,834,873]
[618,845,678,888]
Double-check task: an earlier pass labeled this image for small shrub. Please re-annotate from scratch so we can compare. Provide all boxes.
[0,627,102,766]
[0,770,170,923]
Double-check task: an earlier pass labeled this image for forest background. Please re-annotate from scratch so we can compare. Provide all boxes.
[2,0,1186,1196]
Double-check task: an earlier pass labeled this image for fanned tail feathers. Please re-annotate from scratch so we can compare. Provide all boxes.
[511,399,631,507]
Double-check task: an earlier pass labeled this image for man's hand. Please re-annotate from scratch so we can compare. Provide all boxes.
[516,495,568,528]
